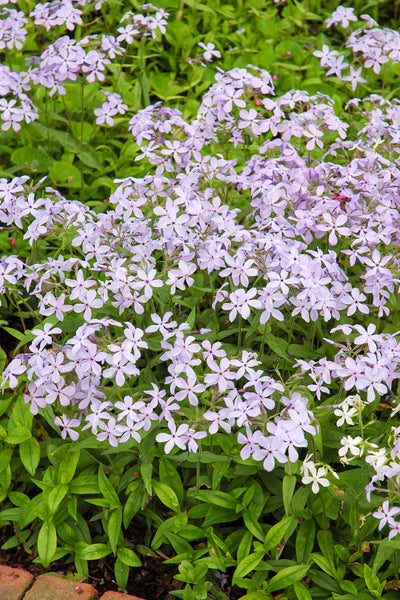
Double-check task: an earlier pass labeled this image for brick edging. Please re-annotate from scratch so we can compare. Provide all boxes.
[0,567,146,600]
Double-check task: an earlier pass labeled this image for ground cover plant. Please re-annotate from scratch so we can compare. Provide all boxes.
[2,1,400,599]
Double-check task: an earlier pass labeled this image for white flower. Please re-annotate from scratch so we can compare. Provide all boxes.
[334,403,357,426]
[365,448,387,470]
[339,435,363,457]
[302,464,330,494]
[300,454,315,476]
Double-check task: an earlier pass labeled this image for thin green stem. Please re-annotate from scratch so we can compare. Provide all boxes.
[80,82,85,203]
[237,315,242,352]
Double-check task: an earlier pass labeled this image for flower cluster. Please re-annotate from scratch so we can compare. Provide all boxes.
[0,2,168,130]
[2,5,400,541]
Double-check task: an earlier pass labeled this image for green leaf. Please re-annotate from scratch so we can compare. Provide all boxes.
[2,326,25,341]
[123,488,143,528]
[283,475,296,515]
[38,520,57,567]
[194,490,238,510]
[159,459,184,506]
[212,461,231,490]
[69,475,99,495]
[115,558,129,591]
[30,122,80,153]
[58,449,80,484]
[67,495,78,522]
[117,547,142,567]
[108,507,123,555]
[140,462,153,495]
[317,530,336,577]
[296,519,316,563]
[152,481,180,512]
[261,332,288,359]
[0,449,12,474]
[78,149,103,171]
[293,581,312,600]
[372,543,395,577]
[46,484,68,514]
[267,565,310,593]
[48,161,82,188]
[78,543,111,560]
[233,551,265,583]
[10,147,53,172]
[311,553,336,578]
[98,466,120,507]
[6,426,31,445]
[264,516,296,552]
[243,508,264,541]
[237,530,253,563]
[13,396,33,428]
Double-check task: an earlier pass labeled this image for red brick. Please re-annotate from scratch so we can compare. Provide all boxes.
[0,565,34,600]
[100,594,147,600]
[24,574,98,600]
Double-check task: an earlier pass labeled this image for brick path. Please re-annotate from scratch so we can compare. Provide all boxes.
[0,566,146,600]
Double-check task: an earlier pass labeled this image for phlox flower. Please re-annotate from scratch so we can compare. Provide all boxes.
[156,422,189,453]
[334,403,357,426]
[304,124,324,151]
[364,50,389,75]
[54,414,81,441]
[203,410,232,434]
[316,213,350,246]
[198,42,221,63]
[73,288,104,321]
[342,66,366,91]
[313,45,339,67]
[237,427,262,460]
[373,501,400,531]
[183,427,207,452]
[204,357,237,392]
[339,435,363,458]
[302,464,330,494]
[222,288,261,321]
[325,6,357,29]
[133,268,163,298]
[1,356,26,389]
[366,448,387,470]
[40,292,72,321]
[30,323,62,351]
[353,323,381,352]
[166,260,196,293]
[252,434,287,471]
[97,417,123,447]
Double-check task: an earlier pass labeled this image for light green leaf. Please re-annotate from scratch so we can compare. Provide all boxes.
[98,466,120,507]
[6,426,31,445]
[233,551,265,582]
[38,520,57,567]
[108,507,123,555]
[264,516,296,552]
[153,481,180,512]
[117,547,142,567]
[58,449,80,484]
[267,565,310,593]
[46,484,68,514]
[79,543,111,560]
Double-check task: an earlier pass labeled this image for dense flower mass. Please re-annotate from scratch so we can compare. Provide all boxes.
[1,2,400,554]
